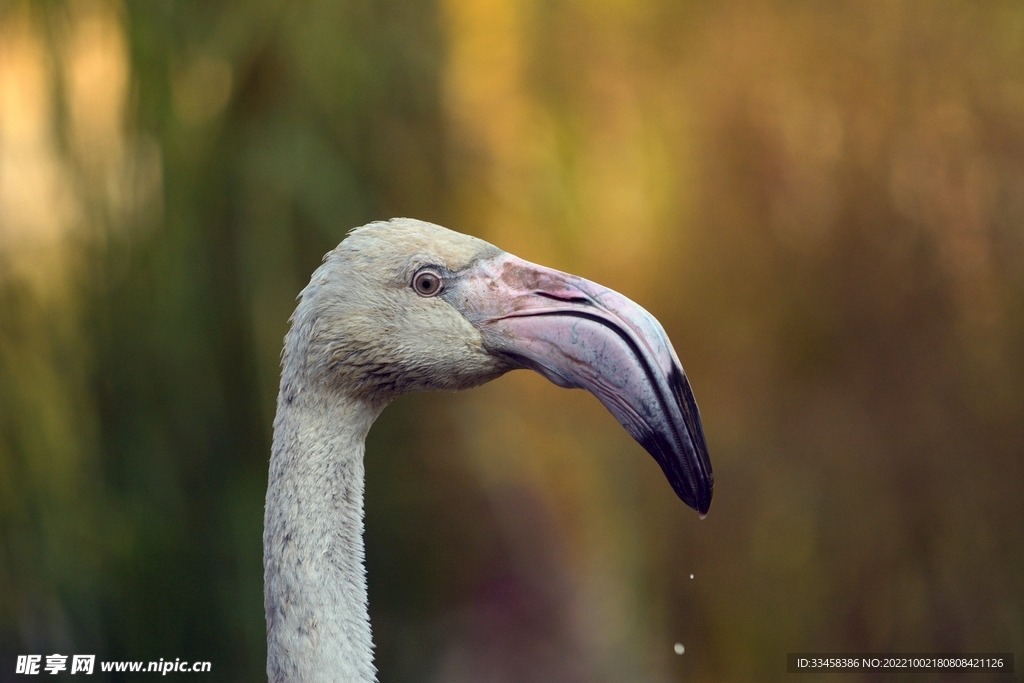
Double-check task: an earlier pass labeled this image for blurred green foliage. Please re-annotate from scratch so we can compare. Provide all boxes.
[0,0,1022,681]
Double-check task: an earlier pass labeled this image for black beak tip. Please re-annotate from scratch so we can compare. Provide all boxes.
[673,469,713,518]
[692,454,714,518]
[696,479,713,518]
[666,367,713,518]
[641,431,714,518]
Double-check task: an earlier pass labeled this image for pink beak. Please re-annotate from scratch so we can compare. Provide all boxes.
[447,253,713,517]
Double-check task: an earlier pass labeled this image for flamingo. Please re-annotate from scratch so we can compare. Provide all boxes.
[264,218,712,682]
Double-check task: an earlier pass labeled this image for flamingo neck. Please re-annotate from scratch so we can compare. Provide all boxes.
[264,382,382,683]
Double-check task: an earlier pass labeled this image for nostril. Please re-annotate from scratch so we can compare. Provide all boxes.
[535,291,591,305]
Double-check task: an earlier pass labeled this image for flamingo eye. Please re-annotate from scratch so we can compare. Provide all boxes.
[412,269,443,297]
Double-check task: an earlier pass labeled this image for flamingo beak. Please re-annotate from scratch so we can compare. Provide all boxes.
[447,253,713,517]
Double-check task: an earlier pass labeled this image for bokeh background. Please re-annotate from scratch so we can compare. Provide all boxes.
[1,0,1022,681]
